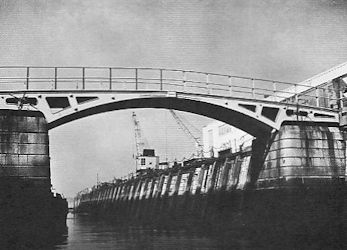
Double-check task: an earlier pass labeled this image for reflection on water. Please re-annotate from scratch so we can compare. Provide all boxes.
[0,220,67,250]
[55,213,228,249]
[2,213,345,249]
[54,213,345,250]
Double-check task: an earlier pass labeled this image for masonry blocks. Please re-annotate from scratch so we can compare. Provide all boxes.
[0,110,50,191]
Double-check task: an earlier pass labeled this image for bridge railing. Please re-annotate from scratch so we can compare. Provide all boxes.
[0,66,341,110]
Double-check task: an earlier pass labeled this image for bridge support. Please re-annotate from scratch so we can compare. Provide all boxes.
[0,109,68,236]
[241,122,347,240]
[257,122,346,189]
[0,110,51,194]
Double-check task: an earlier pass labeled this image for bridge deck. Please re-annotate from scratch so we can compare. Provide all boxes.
[0,66,343,111]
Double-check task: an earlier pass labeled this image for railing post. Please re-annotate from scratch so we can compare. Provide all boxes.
[315,87,319,107]
[206,73,210,94]
[294,83,298,103]
[54,67,58,90]
[251,78,255,99]
[135,68,138,90]
[26,67,30,90]
[229,76,233,96]
[183,71,186,92]
[273,81,277,102]
[322,88,328,108]
[109,68,112,90]
[160,69,163,91]
[82,67,85,90]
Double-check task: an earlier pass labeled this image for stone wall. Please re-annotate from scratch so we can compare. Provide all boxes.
[0,110,50,192]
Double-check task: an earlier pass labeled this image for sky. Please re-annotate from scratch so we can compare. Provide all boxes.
[0,0,346,197]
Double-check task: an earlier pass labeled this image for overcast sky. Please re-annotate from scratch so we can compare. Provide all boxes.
[0,0,346,197]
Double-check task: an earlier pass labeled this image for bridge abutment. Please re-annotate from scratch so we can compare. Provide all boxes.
[0,111,69,246]
[0,109,68,232]
[0,109,52,200]
[257,123,346,189]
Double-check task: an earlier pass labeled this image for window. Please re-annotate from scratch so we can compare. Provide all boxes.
[218,124,232,136]
[141,158,146,165]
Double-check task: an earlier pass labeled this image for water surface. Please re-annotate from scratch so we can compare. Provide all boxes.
[6,212,343,249]
[54,213,248,249]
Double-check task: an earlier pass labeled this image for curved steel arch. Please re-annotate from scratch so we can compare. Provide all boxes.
[47,97,274,138]
[0,90,339,139]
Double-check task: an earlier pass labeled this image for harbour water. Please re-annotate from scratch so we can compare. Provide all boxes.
[54,213,241,250]
[1,212,340,250]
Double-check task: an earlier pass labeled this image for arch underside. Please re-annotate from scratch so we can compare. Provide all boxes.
[47,97,273,138]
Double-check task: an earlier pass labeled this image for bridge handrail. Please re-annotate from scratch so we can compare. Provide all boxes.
[0,66,342,110]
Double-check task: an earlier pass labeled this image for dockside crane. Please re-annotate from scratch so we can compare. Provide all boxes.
[131,112,159,172]
[132,112,147,159]
[169,110,204,158]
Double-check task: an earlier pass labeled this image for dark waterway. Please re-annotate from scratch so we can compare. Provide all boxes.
[54,213,244,250]
[2,212,345,249]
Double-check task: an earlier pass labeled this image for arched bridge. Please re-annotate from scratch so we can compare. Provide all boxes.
[0,66,344,138]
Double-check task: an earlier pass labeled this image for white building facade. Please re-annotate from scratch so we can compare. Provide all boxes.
[202,121,253,157]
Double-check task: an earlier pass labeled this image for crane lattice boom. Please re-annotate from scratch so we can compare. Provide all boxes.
[169,110,203,156]
[132,112,146,157]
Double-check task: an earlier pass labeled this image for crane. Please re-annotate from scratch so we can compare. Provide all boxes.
[169,110,204,158]
[132,112,147,158]
[131,112,158,172]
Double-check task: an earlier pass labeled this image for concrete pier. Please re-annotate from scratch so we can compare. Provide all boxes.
[0,109,68,233]
[258,123,346,188]
[0,110,51,193]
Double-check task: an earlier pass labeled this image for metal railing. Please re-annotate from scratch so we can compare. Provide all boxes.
[0,66,341,110]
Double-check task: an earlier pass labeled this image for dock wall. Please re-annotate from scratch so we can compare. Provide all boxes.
[75,123,346,234]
